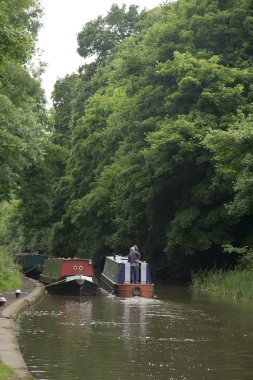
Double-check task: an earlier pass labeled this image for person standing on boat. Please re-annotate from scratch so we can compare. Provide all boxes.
[133,244,139,252]
[128,246,141,283]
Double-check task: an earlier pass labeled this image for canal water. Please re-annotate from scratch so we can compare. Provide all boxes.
[16,286,253,380]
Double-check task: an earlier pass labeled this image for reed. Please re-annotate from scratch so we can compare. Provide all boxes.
[191,268,253,300]
[0,246,22,291]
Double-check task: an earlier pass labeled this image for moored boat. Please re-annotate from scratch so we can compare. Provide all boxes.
[15,252,47,279]
[40,257,98,296]
[100,255,154,298]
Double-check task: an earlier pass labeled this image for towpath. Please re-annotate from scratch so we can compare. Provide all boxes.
[0,276,45,379]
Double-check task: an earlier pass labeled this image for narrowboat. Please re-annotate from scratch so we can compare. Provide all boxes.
[100,255,154,298]
[40,257,98,296]
[15,252,47,279]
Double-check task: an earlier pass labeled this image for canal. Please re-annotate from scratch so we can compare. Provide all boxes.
[16,286,253,380]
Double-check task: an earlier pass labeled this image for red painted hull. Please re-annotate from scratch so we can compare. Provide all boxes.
[40,258,98,296]
[100,274,154,298]
[118,283,154,298]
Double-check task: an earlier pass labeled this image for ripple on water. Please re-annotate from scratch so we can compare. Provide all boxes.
[16,287,253,380]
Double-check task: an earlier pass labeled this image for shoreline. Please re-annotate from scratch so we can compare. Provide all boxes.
[0,276,45,379]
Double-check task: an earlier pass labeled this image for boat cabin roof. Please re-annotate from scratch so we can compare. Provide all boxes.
[47,257,92,261]
[16,252,45,256]
[107,255,129,264]
[103,255,152,285]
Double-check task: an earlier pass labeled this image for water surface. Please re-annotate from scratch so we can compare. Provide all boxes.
[16,286,253,379]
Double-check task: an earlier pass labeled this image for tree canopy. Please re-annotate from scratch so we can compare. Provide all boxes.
[0,0,45,201]
[12,0,253,281]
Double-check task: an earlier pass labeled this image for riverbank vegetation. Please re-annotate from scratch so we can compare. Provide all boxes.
[0,247,21,291]
[0,0,45,289]
[1,0,253,291]
[192,268,253,300]
[191,246,253,299]
[0,363,14,380]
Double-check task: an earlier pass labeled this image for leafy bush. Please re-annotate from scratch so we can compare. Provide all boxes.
[0,246,22,291]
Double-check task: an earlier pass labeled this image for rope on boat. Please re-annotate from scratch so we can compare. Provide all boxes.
[23,264,40,274]
[44,278,66,288]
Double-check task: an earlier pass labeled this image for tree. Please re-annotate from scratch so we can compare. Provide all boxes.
[18,0,253,281]
[204,114,253,248]
[0,0,45,285]
[0,0,45,200]
[77,4,146,64]
[0,0,41,63]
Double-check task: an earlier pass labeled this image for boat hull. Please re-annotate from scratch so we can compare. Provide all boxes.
[100,273,154,298]
[40,258,98,296]
[40,275,98,296]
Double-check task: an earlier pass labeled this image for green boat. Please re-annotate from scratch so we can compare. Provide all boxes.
[15,252,47,279]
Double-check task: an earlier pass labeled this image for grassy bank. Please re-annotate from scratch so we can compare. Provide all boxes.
[0,247,22,292]
[0,363,14,380]
[191,269,253,300]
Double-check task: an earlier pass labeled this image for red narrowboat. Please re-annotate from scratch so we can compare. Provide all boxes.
[40,257,98,296]
[100,256,154,298]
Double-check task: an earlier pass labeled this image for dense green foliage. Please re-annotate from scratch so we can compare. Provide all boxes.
[0,245,21,290]
[0,0,45,199]
[0,0,45,286]
[12,0,253,281]
[77,4,147,64]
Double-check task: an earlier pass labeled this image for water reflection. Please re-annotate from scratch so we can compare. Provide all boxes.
[119,297,161,343]
[16,286,253,380]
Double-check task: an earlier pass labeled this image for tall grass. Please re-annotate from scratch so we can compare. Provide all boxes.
[0,246,22,291]
[191,268,253,300]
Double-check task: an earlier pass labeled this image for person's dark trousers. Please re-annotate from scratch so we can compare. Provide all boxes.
[131,264,139,283]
